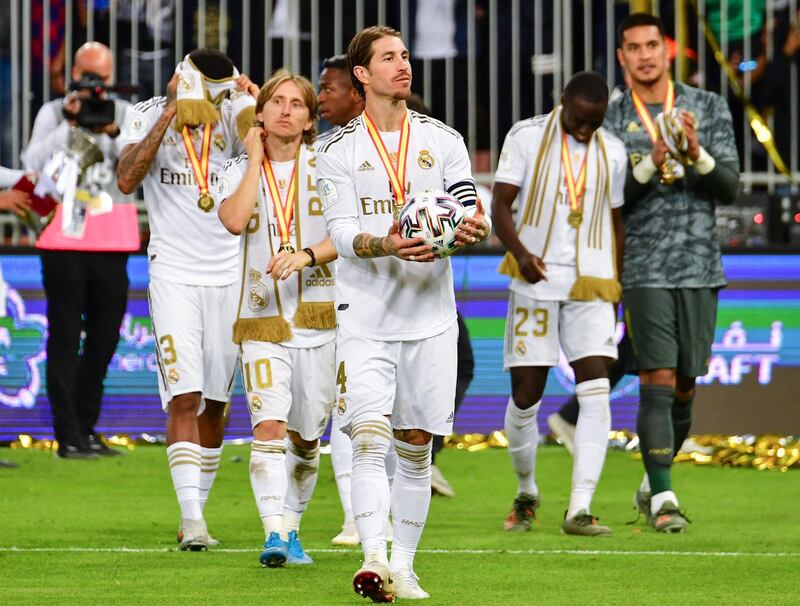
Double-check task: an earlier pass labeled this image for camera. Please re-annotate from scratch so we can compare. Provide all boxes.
[68,72,117,129]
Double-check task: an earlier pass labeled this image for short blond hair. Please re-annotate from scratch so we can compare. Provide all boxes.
[255,70,318,145]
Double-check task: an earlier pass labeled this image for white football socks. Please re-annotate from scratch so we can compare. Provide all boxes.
[389,439,432,573]
[330,413,355,524]
[283,439,320,534]
[250,439,287,538]
[504,397,541,496]
[350,416,393,565]
[567,378,611,518]
[640,472,651,493]
[167,441,203,521]
[651,490,679,514]
[199,445,222,513]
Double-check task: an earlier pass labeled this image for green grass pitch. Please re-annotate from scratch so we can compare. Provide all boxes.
[0,445,795,605]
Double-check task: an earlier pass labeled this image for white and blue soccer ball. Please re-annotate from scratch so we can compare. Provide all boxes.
[397,189,465,258]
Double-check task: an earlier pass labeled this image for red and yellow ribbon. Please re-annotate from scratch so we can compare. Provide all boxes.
[180,125,212,196]
[561,131,590,215]
[363,110,410,208]
[631,79,675,143]
[261,147,299,250]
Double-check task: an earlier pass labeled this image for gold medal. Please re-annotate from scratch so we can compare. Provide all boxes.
[261,149,300,255]
[632,81,679,185]
[181,125,214,210]
[659,161,677,185]
[197,193,215,212]
[561,131,590,228]
[363,110,411,214]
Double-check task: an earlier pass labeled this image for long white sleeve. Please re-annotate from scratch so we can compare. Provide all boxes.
[22,102,71,173]
[317,149,362,259]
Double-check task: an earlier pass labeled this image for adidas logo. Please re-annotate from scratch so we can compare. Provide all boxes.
[445,411,454,424]
[305,263,335,287]
[357,160,374,172]
[605,336,615,346]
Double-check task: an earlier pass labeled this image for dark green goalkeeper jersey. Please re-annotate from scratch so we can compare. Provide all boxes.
[603,81,740,289]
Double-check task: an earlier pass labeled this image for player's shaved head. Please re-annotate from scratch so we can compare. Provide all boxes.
[561,72,609,144]
[563,71,609,105]
[73,42,113,84]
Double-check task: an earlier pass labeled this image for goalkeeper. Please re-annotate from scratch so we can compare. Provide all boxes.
[603,13,739,532]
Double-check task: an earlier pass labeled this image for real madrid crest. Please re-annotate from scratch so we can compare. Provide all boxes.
[417,149,434,170]
[515,340,527,356]
[168,368,180,384]
[178,73,194,93]
[337,397,347,415]
[213,133,226,152]
[248,268,269,311]
[250,394,263,412]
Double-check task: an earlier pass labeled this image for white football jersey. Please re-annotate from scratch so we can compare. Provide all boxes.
[216,151,335,349]
[120,97,245,286]
[317,110,476,341]
[494,116,626,300]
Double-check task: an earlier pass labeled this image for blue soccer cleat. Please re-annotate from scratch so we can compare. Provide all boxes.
[259,532,289,568]
[287,530,314,565]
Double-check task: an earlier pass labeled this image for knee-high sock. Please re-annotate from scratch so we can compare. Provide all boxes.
[350,416,392,564]
[199,446,222,513]
[283,440,320,533]
[389,440,432,572]
[672,394,694,455]
[250,439,287,538]
[504,397,540,496]
[637,385,675,497]
[167,441,203,521]
[330,412,355,524]
[568,379,611,518]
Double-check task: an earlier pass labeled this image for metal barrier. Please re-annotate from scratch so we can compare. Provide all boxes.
[1,1,798,208]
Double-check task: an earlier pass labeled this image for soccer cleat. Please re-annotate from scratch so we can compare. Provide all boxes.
[179,518,209,551]
[547,412,576,455]
[391,567,430,600]
[503,492,540,532]
[353,560,395,603]
[177,521,220,547]
[634,490,652,521]
[286,530,313,565]
[430,464,456,497]
[561,510,613,536]
[650,501,690,533]
[332,520,360,546]
[259,532,289,568]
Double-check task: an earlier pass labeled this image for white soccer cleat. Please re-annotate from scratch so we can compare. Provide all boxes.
[178,518,209,551]
[331,520,360,546]
[431,464,456,497]
[177,520,220,547]
[353,559,395,602]
[547,412,576,455]
[391,568,430,600]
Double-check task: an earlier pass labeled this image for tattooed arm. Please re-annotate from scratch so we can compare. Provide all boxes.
[116,75,178,194]
[352,224,433,261]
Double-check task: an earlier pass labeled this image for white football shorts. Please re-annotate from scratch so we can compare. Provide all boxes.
[148,277,239,412]
[240,339,336,441]
[335,321,458,436]
[504,290,617,368]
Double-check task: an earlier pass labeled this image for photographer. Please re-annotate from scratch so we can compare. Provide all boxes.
[22,42,136,460]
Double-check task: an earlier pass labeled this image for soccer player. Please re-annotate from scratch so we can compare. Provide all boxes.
[493,71,627,537]
[605,13,739,532]
[217,70,337,568]
[317,26,490,601]
[117,49,253,550]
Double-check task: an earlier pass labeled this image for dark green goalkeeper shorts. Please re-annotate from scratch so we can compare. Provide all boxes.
[622,287,719,377]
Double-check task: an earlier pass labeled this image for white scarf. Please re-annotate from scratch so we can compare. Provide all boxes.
[233,144,335,344]
[499,107,621,302]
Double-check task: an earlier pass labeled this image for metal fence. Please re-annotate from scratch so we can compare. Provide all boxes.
[1,1,798,199]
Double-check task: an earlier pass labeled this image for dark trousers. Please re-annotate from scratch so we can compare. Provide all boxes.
[41,251,129,445]
[432,311,475,460]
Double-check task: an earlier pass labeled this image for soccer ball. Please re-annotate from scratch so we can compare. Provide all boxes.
[397,189,465,258]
